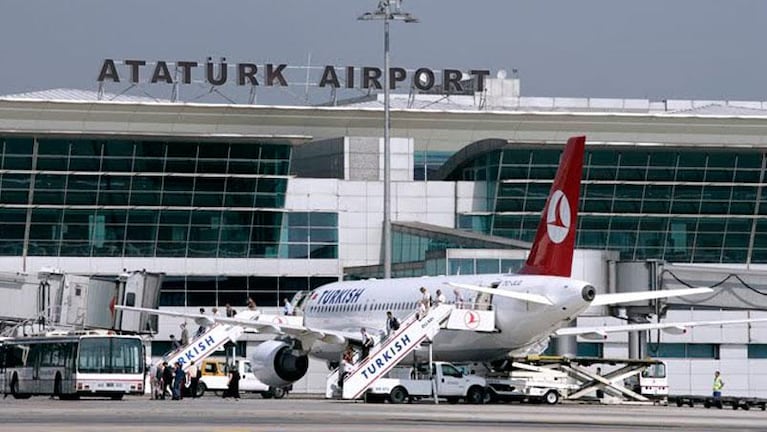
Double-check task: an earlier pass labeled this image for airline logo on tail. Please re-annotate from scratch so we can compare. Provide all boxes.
[546,190,571,244]
[519,136,585,277]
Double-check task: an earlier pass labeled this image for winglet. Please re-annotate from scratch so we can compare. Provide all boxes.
[518,136,586,277]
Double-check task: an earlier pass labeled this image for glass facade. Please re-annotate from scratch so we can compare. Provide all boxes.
[0,135,340,307]
[0,135,342,259]
[452,146,767,264]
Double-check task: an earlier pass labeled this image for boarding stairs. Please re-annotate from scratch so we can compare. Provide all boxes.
[329,304,454,400]
[157,323,244,372]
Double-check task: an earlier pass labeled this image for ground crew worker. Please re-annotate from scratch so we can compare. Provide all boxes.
[712,370,724,400]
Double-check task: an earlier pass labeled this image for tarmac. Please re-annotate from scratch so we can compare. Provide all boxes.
[1,394,765,431]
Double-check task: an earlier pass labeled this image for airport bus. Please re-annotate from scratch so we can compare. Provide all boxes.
[0,332,145,399]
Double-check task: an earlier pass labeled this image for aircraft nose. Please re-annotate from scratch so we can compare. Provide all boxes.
[581,285,596,302]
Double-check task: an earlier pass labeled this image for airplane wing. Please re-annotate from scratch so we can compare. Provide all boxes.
[446,282,553,305]
[590,287,713,306]
[556,316,767,339]
[116,305,349,345]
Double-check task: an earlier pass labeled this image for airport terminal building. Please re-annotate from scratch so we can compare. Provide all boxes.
[2,77,767,395]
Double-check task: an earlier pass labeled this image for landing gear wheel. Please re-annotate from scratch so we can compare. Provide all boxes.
[389,387,408,404]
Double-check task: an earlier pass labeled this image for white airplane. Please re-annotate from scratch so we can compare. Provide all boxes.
[118,136,767,388]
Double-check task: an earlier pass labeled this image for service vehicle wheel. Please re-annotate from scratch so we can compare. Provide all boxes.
[271,387,287,399]
[10,375,30,400]
[389,387,408,404]
[466,385,485,404]
[543,390,560,405]
[676,399,684,407]
[196,382,207,397]
[261,391,274,399]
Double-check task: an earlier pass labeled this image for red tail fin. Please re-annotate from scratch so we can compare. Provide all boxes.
[518,136,586,277]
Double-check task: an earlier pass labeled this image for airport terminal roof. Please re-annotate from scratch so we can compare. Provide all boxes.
[0,88,171,103]
[3,87,767,118]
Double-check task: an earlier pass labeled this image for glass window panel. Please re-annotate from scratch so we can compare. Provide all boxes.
[449,259,474,275]
[677,152,707,168]
[103,140,134,157]
[311,228,338,243]
[162,192,192,206]
[736,153,762,169]
[69,140,101,157]
[37,156,68,171]
[288,213,309,226]
[309,244,336,258]
[476,259,500,274]
[68,156,100,171]
[102,157,132,172]
[676,169,704,182]
[27,241,58,256]
[309,212,337,227]
[287,244,308,258]
[747,344,767,359]
[288,228,309,242]
[133,157,164,173]
[193,192,223,207]
[187,242,217,257]
[3,156,32,169]
[159,210,190,225]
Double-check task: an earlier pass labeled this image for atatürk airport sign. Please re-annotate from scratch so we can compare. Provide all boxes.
[97,58,491,93]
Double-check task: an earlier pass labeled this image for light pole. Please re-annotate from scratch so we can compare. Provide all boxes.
[358,0,418,279]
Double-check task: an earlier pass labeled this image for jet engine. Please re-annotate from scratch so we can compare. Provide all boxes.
[250,340,309,387]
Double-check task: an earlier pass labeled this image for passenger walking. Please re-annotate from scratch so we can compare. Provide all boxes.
[172,360,186,400]
[453,288,465,309]
[418,287,431,318]
[283,298,294,316]
[188,361,200,398]
[161,361,174,400]
[338,347,355,388]
[170,334,181,350]
[223,365,241,400]
[225,303,236,318]
[195,308,207,337]
[360,328,374,360]
[712,370,725,400]
[385,311,400,337]
[435,289,446,306]
[180,323,190,346]
[152,363,164,400]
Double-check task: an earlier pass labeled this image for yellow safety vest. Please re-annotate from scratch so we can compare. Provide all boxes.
[713,376,724,391]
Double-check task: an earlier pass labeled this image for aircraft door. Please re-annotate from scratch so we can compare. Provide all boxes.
[291,291,309,316]
[472,282,498,311]
[437,364,464,396]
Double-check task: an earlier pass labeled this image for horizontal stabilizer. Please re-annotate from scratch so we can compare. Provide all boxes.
[590,287,713,306]
[447,282,553,305]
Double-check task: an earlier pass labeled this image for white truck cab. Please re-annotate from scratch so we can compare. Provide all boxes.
[195,358,289,399]
[365,361,486,404]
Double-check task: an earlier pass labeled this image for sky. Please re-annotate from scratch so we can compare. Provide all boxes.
[1,0,766,105]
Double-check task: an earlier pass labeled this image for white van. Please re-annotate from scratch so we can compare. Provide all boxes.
[194,358,289,399]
